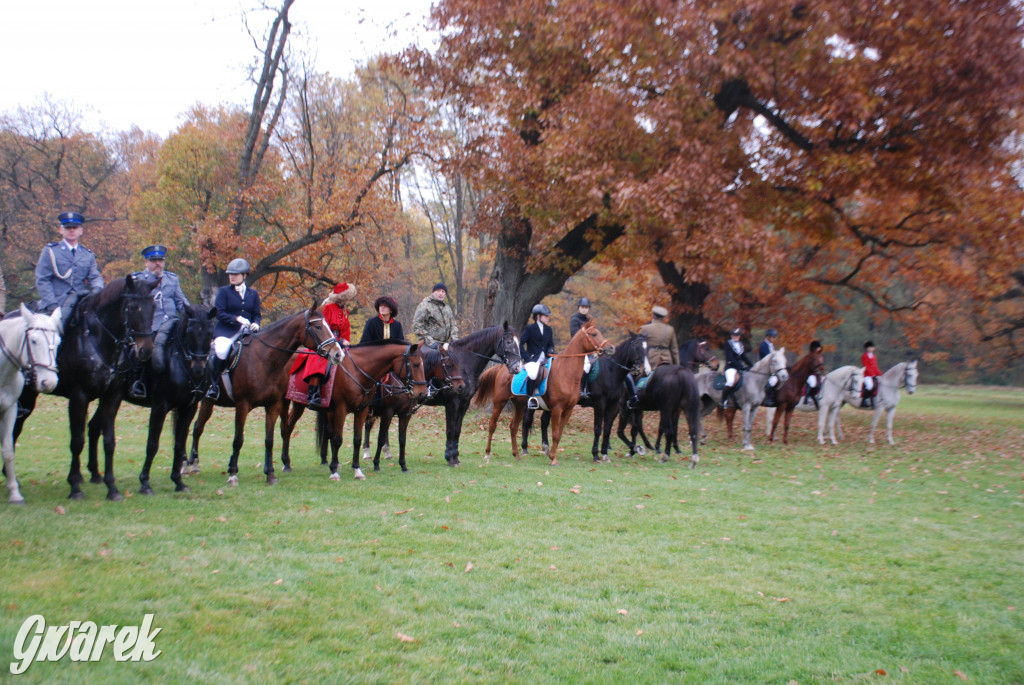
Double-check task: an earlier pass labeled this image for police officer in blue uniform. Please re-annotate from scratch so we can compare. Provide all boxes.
[521,303,556,409]
[135,244,190,373]
[34,211,104,320]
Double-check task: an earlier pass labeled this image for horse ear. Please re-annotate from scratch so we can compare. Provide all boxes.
[503,320,509,331]
[208,307,218,320]
[20,303,32,319]
[50,308,64,334]
[408,342,419,354]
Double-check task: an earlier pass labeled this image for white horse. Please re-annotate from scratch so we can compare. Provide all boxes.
[0,305,62,503]
[697,348,789,451]
[817,360,918,445]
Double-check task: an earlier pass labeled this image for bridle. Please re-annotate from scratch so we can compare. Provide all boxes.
[0,319,60,386]
[339,344,425,407]
[424,345,464,398]
[250,310,341,361]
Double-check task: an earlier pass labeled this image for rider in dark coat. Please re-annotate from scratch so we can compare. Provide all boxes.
[207,258,261,398]
[721,327,752,409]
[521,304,555,409]
[360,296,405,343]
[569,297,593,398]
[759,328,779,407]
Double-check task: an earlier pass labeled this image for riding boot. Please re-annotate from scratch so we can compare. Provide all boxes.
[306,376,323,408]
[720,384,735,410]
[206,356,225,400]
[579,376,590,399]
[151,319,175,373]
[526,377,540,410]
[762,384,777,408]
[624,374,640,410]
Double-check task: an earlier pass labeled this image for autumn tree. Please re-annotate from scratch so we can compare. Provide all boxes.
[407,0,1024,349]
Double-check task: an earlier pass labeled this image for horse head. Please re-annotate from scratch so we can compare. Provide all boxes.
[904,360,918,394]
[619,332,650,377]
[124,274,158,362]
[178,305,217,382]
[770,347,790,384]
[433,343,467,396]
[400,343,428,401]
[305,307,345,365]
[577,320,614,356]
[500,321,523,374]
[17,303,62,393]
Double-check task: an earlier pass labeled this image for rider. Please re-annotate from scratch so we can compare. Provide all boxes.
[759,328,779,407]
[136,244,190,374]
[207,258,261,398]
[291,282,355,407]
[521,303,555,410]
[630,305,679,409]
[34,211,104,322]
[412,283,459,349]
[805,340,824,408]
[861,340,882,408]
[721,327,752,409]
[570,297,593,398]
[360,295,403,343]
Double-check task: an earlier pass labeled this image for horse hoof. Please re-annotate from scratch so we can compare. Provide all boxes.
[542,444,550,458]
[9,497,26,505]
[549,459,559,467]
[329,472,341,481]
[227,475,239,487]
[353,469,366,481]
[635,445,646,456]
[266,475,278,485]
[140,486,154,496]
[743,445,755,451]
[189,465,201,475]
[320,460,328,466]
[282,466,292,473]
[175,484,191,494]
[69,491,85,500]
[688,459,698,470]
[453,458,461,466]
[401,466,409,473]
[657,454,670,464]
[107,492,124,502]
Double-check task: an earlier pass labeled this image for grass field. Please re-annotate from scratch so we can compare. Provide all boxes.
[1,385,1022,684]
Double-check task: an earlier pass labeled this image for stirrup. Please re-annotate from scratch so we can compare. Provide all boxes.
[16,404,31,419]
[626,396,639,410]
[526,396,540,410]
[206,383,220,400]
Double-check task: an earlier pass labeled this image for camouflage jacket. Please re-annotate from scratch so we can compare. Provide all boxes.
[412,295,460,347]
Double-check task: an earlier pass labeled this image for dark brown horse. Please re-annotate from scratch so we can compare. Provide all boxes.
[768,350,826,444]
[475,321,613,466]
[360,344,467,472]
[306,341,427,480]
[188,308,344,486]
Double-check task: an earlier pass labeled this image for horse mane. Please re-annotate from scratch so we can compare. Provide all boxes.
[350,339,410,348]
[256,309,306,335]
[451,326,502,351]
[421,347,441,376]
[81,276,128,312]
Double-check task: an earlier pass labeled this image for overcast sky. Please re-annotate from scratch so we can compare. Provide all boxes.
[0,0,434,137]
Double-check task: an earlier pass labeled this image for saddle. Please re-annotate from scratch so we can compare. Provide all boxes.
[511,359,551,398]
[285,364,338,408]
[712,369,743,390]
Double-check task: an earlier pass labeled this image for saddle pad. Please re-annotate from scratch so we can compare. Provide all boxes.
[285,363,338,408]
[713,370,743,390]
[511,359,551,396]
[587,359,599,384]
[636,373,652,391]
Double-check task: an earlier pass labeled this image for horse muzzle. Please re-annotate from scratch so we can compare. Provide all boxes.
[35,369,59,394]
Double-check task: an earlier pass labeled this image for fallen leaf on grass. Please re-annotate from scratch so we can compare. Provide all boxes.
[396,632,416,643]
[464,562,474,573]
[617,609,628,615]
[875,669,887,676]
[214,516,227,522]
[550,546,559,551]
[394,509,411,515]
[953,670,968,681]
[636,629,643,635]
[549,565,557,570]
[569,486,581,494]
[54,505,65,515]
[635,504,644,509]
[187,515,195,523]
[273,578,283,585]
[211,569,220,574]
[774,597,790,602]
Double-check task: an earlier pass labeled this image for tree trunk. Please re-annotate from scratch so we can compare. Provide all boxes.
[0,259,6,313]
[485,211,626,329]
[655,258,713,340]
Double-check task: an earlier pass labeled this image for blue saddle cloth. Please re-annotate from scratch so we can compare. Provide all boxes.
[636,373,652,391]
[511,359,552,397]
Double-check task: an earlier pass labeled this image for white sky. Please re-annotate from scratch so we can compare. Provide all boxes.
[0,0,434,137]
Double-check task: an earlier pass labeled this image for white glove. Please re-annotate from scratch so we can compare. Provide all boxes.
[236,317,251,328]
[249,322,260,332]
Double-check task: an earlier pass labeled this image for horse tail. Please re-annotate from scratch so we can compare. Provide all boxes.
[474,365,501,408]
[315,408,329,453]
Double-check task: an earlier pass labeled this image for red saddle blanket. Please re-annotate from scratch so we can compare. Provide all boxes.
[285,362,338,408]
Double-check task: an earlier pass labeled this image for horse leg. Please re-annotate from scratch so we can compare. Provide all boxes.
[86,407,104,484]
[547,405,569,466]
[764,406,776,437]
[226,403,251,486]
[139,405,169,495]
[326,408,346,481]
[686,407,700,469]
[188,399,214,474]
[366,411,378,469]
[509,401,525,461]
[769,404,782,442]
[886,407,897,445]
[868,406,884,444]
[351,407,368,480]
[11,388,37,445]
[443,399,467,467]
[483,400,503,461]
[591,406,603,462]
[170,404,198,492]
[742,404,757,451]
[817,403,829,445]
[540,410,551,458]
[397,413,411,472]
[96,396,123,501]
[2,409,24,503]
[615,405,635,456]
[66,396,89,499]
[599,402,616,461]
[520,408,534,456]
[264,402,281,485]
[278,399,293,472]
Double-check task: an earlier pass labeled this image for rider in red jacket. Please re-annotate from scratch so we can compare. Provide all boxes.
[861,340,882,408]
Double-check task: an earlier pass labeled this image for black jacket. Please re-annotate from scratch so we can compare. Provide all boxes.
[520,321,555,364]
[359,316,405,344]
[569,312,590,339]
[724,340,753,370]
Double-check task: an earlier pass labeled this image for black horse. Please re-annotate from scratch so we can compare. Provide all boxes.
[615,339,717,468]
[89,304,216,495]
[521,332,649,463]
[13,275,157,499]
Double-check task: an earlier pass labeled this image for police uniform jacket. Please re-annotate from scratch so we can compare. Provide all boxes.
[639,320,679,368]
[758,339,774,360]
[520,321,555,364]
[35,241,105,311]
[569,312,590,339]
[213,284,261,338]
[724,340,753,371]
[137,269,190,332]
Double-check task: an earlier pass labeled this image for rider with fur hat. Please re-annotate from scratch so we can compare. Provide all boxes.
[360,295,403,343]
[521,303,556,410]
[412,283,460,349]
[291,282,356,407]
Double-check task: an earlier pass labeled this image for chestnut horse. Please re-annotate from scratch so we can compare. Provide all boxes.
[188,308,344,486]
[768,350,826,444]
[475,321,613,465]
[307,341,427,481]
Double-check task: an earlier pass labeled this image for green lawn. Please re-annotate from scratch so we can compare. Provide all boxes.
[1,385,1022,684]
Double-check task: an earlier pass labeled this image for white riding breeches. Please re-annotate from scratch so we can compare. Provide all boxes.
[583,355,592,374]
[213,336,233,360]
[525,353,546,381]
[807,375,818,389]
[724,367,740,387]
[863,376,874,391]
